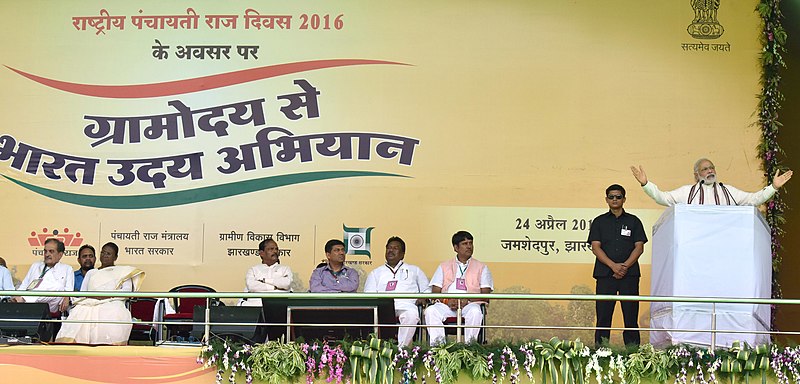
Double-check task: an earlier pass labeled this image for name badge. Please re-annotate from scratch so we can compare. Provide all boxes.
[621,228,631,236]
[385,280,398,291]
[27,278,43,290]
[455,278,467,290]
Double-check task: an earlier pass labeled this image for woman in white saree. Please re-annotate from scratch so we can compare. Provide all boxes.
[56,242,145,345]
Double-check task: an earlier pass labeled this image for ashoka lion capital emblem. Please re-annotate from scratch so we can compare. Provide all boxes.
[688,0,724,39]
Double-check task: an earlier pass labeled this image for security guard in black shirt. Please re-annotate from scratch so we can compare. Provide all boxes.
[587,184,647,346]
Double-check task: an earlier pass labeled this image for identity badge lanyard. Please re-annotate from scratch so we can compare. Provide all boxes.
[385,262,403,291]
[387,262,404,278]
[455,260,468,290]
[28,265,51,290]
[328,268,344,283]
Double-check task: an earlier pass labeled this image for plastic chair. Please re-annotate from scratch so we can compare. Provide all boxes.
[128,298,157,344]
[163,285,217,340]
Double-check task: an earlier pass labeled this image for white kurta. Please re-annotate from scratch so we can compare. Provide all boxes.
[17,261,74,312]
[55,265,145,345]
[239,263,293,306]
[0,266,14,298]
[642,181,776,206]
[364,262,430,346]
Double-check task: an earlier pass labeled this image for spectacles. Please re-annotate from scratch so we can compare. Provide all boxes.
[606,195,624,200]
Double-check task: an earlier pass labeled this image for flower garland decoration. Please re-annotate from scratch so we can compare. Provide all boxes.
[303,342,321,384]
[500,346,521,384]
[421,349,439,384]
[519,342,538,382]
[585,347,627,384]
[771,345,800,384]
[304,341,350,384]
[755,0,788,327]
[320,343,348,384]
[394,346,422,384]
[199,340,250,384]
[198,337,800,384]
[488,352,496,384]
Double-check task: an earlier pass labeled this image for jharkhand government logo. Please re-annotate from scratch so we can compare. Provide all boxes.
[343,224,374,258]
[688,0,724,39]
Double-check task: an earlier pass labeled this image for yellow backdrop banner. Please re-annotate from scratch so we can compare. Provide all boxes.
[0,1,763,338]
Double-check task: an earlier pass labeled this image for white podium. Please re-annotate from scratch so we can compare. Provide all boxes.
[649,205,771,348]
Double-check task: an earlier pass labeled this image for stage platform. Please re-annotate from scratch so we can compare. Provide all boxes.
[0,343,214,383]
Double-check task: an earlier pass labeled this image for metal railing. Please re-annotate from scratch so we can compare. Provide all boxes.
[1,290,796,349]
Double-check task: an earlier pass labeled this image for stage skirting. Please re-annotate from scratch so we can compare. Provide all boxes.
[0,345,214,383]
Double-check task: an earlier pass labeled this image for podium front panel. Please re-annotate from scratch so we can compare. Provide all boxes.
[650,205,771,347]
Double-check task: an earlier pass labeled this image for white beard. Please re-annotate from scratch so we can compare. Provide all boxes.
[701,174,717,184]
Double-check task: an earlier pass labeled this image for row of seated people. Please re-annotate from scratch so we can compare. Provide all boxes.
[4,230,488,346]
[238,231,492,346]
[1,239,144,345]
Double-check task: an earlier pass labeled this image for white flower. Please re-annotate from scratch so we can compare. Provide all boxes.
[596,348,612,358]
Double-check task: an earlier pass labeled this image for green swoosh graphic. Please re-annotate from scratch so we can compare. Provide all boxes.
[2,171,407,209]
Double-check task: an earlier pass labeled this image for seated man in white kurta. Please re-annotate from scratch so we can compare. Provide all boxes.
[631,158,792,206]
[240,238,293,306]
[424,231,493,345]
[364,236,430,347]
[13,238,73,314]
[0,257,14,300]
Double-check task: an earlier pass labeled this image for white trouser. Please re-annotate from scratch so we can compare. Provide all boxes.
[238,297,262,307]
[24,295,62,313]
[395,302,421,347]
[424,302,483,345]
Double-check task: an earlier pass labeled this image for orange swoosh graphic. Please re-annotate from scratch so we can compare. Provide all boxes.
[0,353,211,383]
[5,59,409,99]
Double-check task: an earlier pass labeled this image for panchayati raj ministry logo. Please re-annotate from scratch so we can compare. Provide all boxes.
[343,224,374,259]
[28,227,85,256]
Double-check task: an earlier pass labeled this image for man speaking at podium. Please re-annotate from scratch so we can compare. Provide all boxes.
[631,158,792,206]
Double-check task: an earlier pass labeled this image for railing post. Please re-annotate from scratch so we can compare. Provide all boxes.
[204,298,210,342]
[710,302,716,350]
[456,300,462,343]
[373,307,379,337]
[286,307,293,341]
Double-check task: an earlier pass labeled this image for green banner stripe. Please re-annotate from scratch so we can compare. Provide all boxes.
[2,171,407,209]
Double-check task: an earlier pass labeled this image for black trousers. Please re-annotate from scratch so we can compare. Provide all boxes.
[595,276,640,346]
